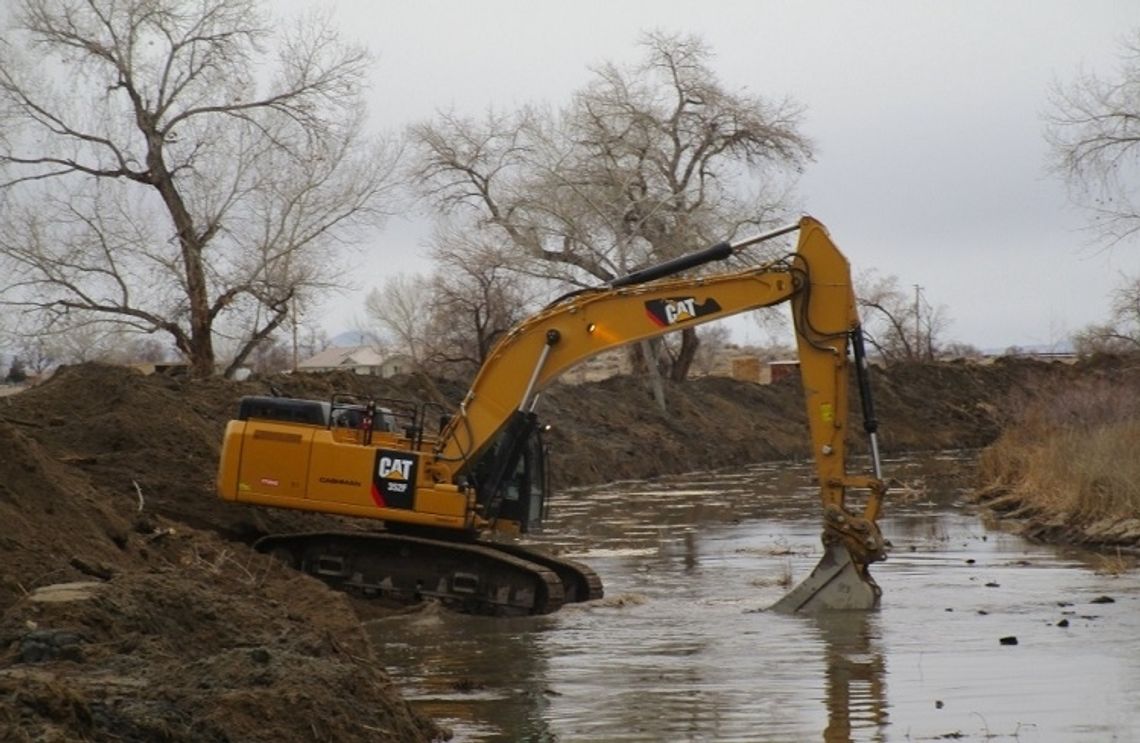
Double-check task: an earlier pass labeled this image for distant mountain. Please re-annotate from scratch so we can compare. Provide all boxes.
[329,330,383,348]
[981,340,1076,356]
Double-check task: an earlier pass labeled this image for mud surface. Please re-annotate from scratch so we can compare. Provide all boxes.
[0,357,1136,740]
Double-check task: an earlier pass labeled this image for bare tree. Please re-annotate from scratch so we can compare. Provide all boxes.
[856,270,950,362]
[6,357,27,383]
[9,335,58,375]
[365,229,536,380]
[685,323,731,377]
[366,273,431,367]
[423,230,537,378]
[939,341,983,360]
[1047,35,1140,353]
[248,339,292,375]
[0,0,400,377]
[409,31,811,385]
[1046,30,1140,244]
[1072,275,1140,353]
[1072,325,1137,354]
[46,325,121,364]
[280,323,331,370]
[47,325,177,365]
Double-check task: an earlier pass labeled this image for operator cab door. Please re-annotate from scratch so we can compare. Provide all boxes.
[495,427,547,533]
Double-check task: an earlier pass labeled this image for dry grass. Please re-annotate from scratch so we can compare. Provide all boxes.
[979,376,1140,530]
[1091,549,1135,575]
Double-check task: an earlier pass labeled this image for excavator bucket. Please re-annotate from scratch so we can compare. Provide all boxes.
[769,542,881,614]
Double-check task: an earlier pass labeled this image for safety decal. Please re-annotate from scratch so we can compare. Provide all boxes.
[371,450,416,509]
[645,297,722,327]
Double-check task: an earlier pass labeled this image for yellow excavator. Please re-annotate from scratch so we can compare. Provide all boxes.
[216,217,888,615]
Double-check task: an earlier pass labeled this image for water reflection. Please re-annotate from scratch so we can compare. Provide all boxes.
[369,611,559,741]
[815,612,888,742]
[369,453,1140,742]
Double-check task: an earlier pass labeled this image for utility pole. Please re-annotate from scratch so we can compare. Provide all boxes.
[291,295,299,373]
[914,284,922,360]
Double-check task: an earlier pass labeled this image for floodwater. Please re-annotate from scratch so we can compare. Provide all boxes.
[369,453,1140,742]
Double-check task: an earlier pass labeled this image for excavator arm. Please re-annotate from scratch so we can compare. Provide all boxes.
[431,216,888,611]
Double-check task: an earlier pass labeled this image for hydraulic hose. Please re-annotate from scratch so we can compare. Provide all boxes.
[851,327,883,479]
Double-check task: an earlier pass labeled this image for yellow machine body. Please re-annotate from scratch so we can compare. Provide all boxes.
[218,415,476,528]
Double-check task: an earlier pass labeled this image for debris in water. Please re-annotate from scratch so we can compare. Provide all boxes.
[451,678,484,693]
[999,636,1018,645]
[1090,595,1115,604]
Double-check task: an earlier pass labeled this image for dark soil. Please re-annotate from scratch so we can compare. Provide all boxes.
[0,356,1132,740]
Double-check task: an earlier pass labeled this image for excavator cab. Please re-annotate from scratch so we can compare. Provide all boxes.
[468,414,549,534]
[496,426,548,532]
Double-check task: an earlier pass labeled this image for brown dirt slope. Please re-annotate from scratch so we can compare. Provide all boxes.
[0,367,445,742]
[0,357,1128,740]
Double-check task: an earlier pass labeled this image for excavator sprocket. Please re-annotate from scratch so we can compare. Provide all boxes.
[255,532,602,616]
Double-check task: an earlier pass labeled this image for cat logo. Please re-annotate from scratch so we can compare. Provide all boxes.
[378,456,413,481]
[665,298,697,323]
[645,296,722,327]
[372,450,417,510]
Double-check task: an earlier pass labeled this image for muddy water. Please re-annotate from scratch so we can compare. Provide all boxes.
[370,453,1140,742]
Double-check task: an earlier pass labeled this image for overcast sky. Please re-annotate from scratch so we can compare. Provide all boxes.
[311,0,1140,351]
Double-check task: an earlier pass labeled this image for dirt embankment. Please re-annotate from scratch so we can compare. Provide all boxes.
[0,367,448,742]
[540,358,1027,487]
[0,357,1130,740]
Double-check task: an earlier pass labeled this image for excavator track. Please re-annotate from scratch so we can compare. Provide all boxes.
[254,532,599,616]
[481,542,604,603]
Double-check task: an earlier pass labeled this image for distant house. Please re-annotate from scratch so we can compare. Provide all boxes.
[297,346,413,377]
[729,355,763,383]
[767,359,800,384]
[725,356,800,384]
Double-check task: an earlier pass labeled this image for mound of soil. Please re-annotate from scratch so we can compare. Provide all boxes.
[0,357,1127,739]
[0,407,442,741]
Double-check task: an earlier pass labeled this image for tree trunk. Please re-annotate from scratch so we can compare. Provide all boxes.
[145,127,216,377]
[668,328,700,382]
[638,340,667,412]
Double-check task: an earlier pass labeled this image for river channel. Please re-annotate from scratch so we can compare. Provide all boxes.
[369,453,1140,742]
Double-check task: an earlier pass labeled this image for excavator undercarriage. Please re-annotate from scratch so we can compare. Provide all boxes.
[255,531,602,616]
